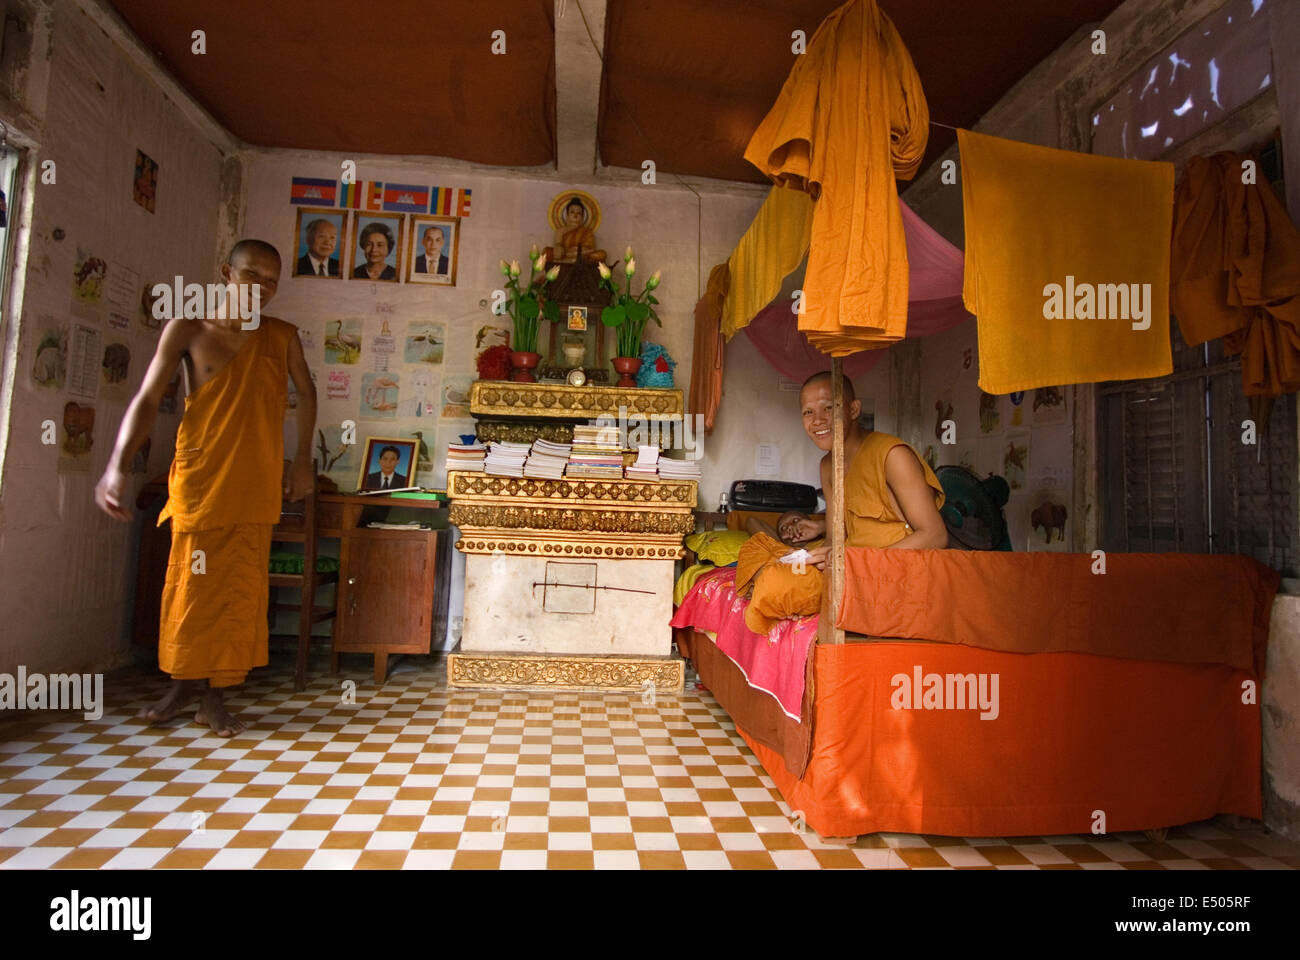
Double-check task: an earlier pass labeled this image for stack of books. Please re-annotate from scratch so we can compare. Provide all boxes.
[484,441,530,477]
[624,445,660,480]
[446,441,486,472]
[523,439,573,479]
[657,456,702,481]
[567,424,625,479]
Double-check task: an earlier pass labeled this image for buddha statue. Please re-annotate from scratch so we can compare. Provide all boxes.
[544,195,606,265]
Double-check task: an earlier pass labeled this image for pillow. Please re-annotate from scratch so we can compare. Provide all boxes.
[684,529,751,566]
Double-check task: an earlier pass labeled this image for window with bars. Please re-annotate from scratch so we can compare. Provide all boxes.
[1098,326,1299,575]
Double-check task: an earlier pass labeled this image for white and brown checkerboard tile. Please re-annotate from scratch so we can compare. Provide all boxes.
[1,655,1297,870]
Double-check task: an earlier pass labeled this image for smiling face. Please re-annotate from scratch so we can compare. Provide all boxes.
[800,379,861,452]
[422,228,444,259]
[379,450,399,474]
[222,247,282,309]
[308,221,337,259]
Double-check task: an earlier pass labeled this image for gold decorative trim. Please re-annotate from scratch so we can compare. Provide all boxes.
[448,652,684,693]
[448,472,697,508]
[450,502,694,536]
[454,530,685,559]
[470,380,683,420]
[474,420,575,445]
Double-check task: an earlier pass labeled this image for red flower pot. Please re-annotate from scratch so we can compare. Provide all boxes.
[611,356,642,388]
[510,351,542,383]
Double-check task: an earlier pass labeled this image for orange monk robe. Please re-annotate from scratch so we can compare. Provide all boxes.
[738,432,944,633]
[690,263,729,436]
[743,0,928,356]
[1171,152,1300,397]
[157,317,296,687]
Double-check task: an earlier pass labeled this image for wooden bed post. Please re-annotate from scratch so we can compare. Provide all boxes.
[828,356,846,645]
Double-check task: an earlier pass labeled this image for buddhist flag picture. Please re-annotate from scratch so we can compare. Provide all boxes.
[291,177,337,205]
[338,180,384,210]
[382,183,430,213]
[430,186,472,217]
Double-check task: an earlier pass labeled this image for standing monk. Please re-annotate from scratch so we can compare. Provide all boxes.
[95,240,317,736]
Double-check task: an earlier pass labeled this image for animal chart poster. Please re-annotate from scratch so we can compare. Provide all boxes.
[361,372,399,420]
[324,318,363,365]
[405,322,445,364]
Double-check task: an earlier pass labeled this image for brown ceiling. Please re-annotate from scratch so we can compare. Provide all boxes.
[109,0,1124,181]
[598,0,1128,183]
[109,0,557,165]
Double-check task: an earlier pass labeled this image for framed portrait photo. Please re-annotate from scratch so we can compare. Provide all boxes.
[406,215,459,286]
[348,213,405,283]
[357,436,418,492]
[292,207,346,279]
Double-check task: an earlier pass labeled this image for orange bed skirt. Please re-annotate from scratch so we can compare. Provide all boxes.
[741,641,1261,839]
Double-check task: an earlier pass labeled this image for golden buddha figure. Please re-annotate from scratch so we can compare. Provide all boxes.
[543,191,606,265]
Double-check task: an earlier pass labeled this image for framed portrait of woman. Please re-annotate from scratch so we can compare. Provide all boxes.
[406,216,459,286]
[347,213,404,283]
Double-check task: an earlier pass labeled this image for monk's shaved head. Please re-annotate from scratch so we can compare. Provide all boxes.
[227,239,282,269]
[801,370,856,403]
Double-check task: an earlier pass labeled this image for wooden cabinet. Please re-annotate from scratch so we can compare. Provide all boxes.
[332,527,440,681]
[321,493,450,683]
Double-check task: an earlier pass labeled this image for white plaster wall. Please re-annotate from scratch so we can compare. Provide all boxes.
[0,4,226,676]
[238,149,764,497]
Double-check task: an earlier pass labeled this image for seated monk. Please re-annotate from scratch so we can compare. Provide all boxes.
[543,195,606,265]
[95,239,317,736]
[735,371,947,634]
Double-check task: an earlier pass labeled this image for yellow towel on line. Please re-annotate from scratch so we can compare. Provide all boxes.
[958,129,1175,394]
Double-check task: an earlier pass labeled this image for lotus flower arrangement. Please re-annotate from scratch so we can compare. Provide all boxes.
[498,244,562,355]
[597,249,662,359]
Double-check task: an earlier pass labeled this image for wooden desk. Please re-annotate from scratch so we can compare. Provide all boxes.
[319,493,451,683]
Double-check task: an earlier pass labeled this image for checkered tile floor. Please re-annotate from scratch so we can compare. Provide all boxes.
[1,654,1297,870]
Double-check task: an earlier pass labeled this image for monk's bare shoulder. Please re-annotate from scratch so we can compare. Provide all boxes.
[156,316,204,354]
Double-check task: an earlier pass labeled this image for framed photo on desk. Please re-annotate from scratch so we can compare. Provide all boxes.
[358,437,417,492]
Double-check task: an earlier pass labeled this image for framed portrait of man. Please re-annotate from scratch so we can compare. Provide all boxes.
[349,213,404,283]
[406,215,459,286]
[292,207,345,279]
[357,437,418,492]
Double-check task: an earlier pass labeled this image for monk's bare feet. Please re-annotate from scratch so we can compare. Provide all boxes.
[193,688,245,738]
[135,679,195,724]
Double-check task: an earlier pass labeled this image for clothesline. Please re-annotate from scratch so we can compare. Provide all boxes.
[929,120,959,131]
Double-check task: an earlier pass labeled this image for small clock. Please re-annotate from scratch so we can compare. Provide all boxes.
[566,368,587,386]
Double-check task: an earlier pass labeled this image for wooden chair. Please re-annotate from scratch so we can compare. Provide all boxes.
[268,490,338,690]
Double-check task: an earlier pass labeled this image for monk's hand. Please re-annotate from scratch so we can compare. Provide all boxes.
[804,545,830,569]
[94,466,132,521]
[285,458,314,501]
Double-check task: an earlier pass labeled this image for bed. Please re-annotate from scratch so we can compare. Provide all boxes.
[671,529,1278,840]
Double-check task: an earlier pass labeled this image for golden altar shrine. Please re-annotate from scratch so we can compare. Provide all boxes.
[447,381,694,693]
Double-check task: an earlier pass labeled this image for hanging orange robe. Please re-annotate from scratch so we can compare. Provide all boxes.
[738,432,944,633]
[743,0,928,356]
[1171,152,1300,397]
[157,317,295,687]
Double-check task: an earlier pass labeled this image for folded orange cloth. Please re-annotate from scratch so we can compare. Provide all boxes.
[743,0,928,356]
[736,532,823,635]
[838,548,1278,676]
[1171,152,1300,397]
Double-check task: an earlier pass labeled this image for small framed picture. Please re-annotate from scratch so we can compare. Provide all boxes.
[133,150,158,213]
[406,216,459,285]
[292,207,345,279]
[357,436,418,492]
[567,305,588,331]
[349,213,404,283]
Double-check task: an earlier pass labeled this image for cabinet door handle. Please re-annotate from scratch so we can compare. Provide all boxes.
[347,577,357,585]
